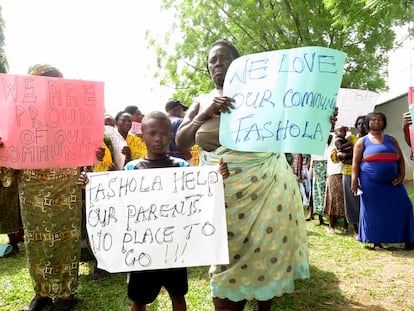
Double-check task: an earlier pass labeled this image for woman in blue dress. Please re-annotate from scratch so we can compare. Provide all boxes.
[351,112,414,250]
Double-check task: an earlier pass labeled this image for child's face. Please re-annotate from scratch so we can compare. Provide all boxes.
[104,117,115,127]
[335,128,346,138]
[141,118,172,159]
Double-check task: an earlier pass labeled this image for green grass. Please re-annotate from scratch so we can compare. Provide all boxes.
[2,185,414,310]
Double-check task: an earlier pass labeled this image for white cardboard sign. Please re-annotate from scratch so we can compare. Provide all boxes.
[85,165,229,272]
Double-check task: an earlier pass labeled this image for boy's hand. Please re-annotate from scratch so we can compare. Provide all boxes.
[122,145,132,162]
[219,158,230,179]
[77,167,90,189]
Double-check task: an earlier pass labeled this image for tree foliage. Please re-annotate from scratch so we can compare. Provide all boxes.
[0,5,7,73]
[148,0,412,105]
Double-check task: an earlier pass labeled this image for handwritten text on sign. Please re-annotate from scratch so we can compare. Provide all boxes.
[220,46,346,155]
[85,166,229,272]
[0,74,104,169]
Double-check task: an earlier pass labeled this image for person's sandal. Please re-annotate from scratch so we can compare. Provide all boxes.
[326,228,335,234]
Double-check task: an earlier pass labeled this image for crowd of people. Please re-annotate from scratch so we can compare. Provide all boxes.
[1,39,414,311]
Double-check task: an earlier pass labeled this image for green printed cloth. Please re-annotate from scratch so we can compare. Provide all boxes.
[200,147,310,302]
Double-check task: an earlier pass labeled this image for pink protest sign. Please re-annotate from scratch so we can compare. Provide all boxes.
[0,73,105,169]
[408,86,414,156]
[129,121,142,135]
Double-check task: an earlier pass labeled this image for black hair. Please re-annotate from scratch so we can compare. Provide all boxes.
[40,69,62,78]
[114,111,132,123]
[141,111,171,130]
[28,64,63,77]
[365,112,387,131]
[124,106,140,115]
[354,115,366,128]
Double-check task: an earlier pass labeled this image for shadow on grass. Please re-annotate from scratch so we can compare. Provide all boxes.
[267,264,388,311]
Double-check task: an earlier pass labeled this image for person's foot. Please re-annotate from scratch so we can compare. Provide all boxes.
[305,214,314,221]
[315,215,325,226]
[326,228,335,234]
[373,243,385,251]
[12,243,20,251]
[93,267,108,282]
[405,242,414,250]
[22,295,52,311]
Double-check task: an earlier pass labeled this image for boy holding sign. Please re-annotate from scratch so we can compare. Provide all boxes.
[79,111,229,311]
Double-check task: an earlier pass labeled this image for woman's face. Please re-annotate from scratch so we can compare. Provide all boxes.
[117,113,132,134]
[132,110,143,123]
[369,114,385,131]
[207,45,235,89]
[356,118,366,133]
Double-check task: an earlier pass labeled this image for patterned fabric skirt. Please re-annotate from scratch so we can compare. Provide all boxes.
[323,174,345,217]
[312,160,327,215]
[0,179,21,234]
[342,174,360,224]
[200,147,309,302]
[18,168,82,299]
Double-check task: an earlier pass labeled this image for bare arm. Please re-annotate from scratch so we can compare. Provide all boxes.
[402,111,412,147]
[176,95,234,150]
[389,135,405,185]
[175,101,201,150]
[351,137,364,193]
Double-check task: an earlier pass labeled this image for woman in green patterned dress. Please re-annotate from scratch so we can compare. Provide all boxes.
[308,137,331,225]
[176,40,311,311]
[22,64,82,311]
[0,64,86,311]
